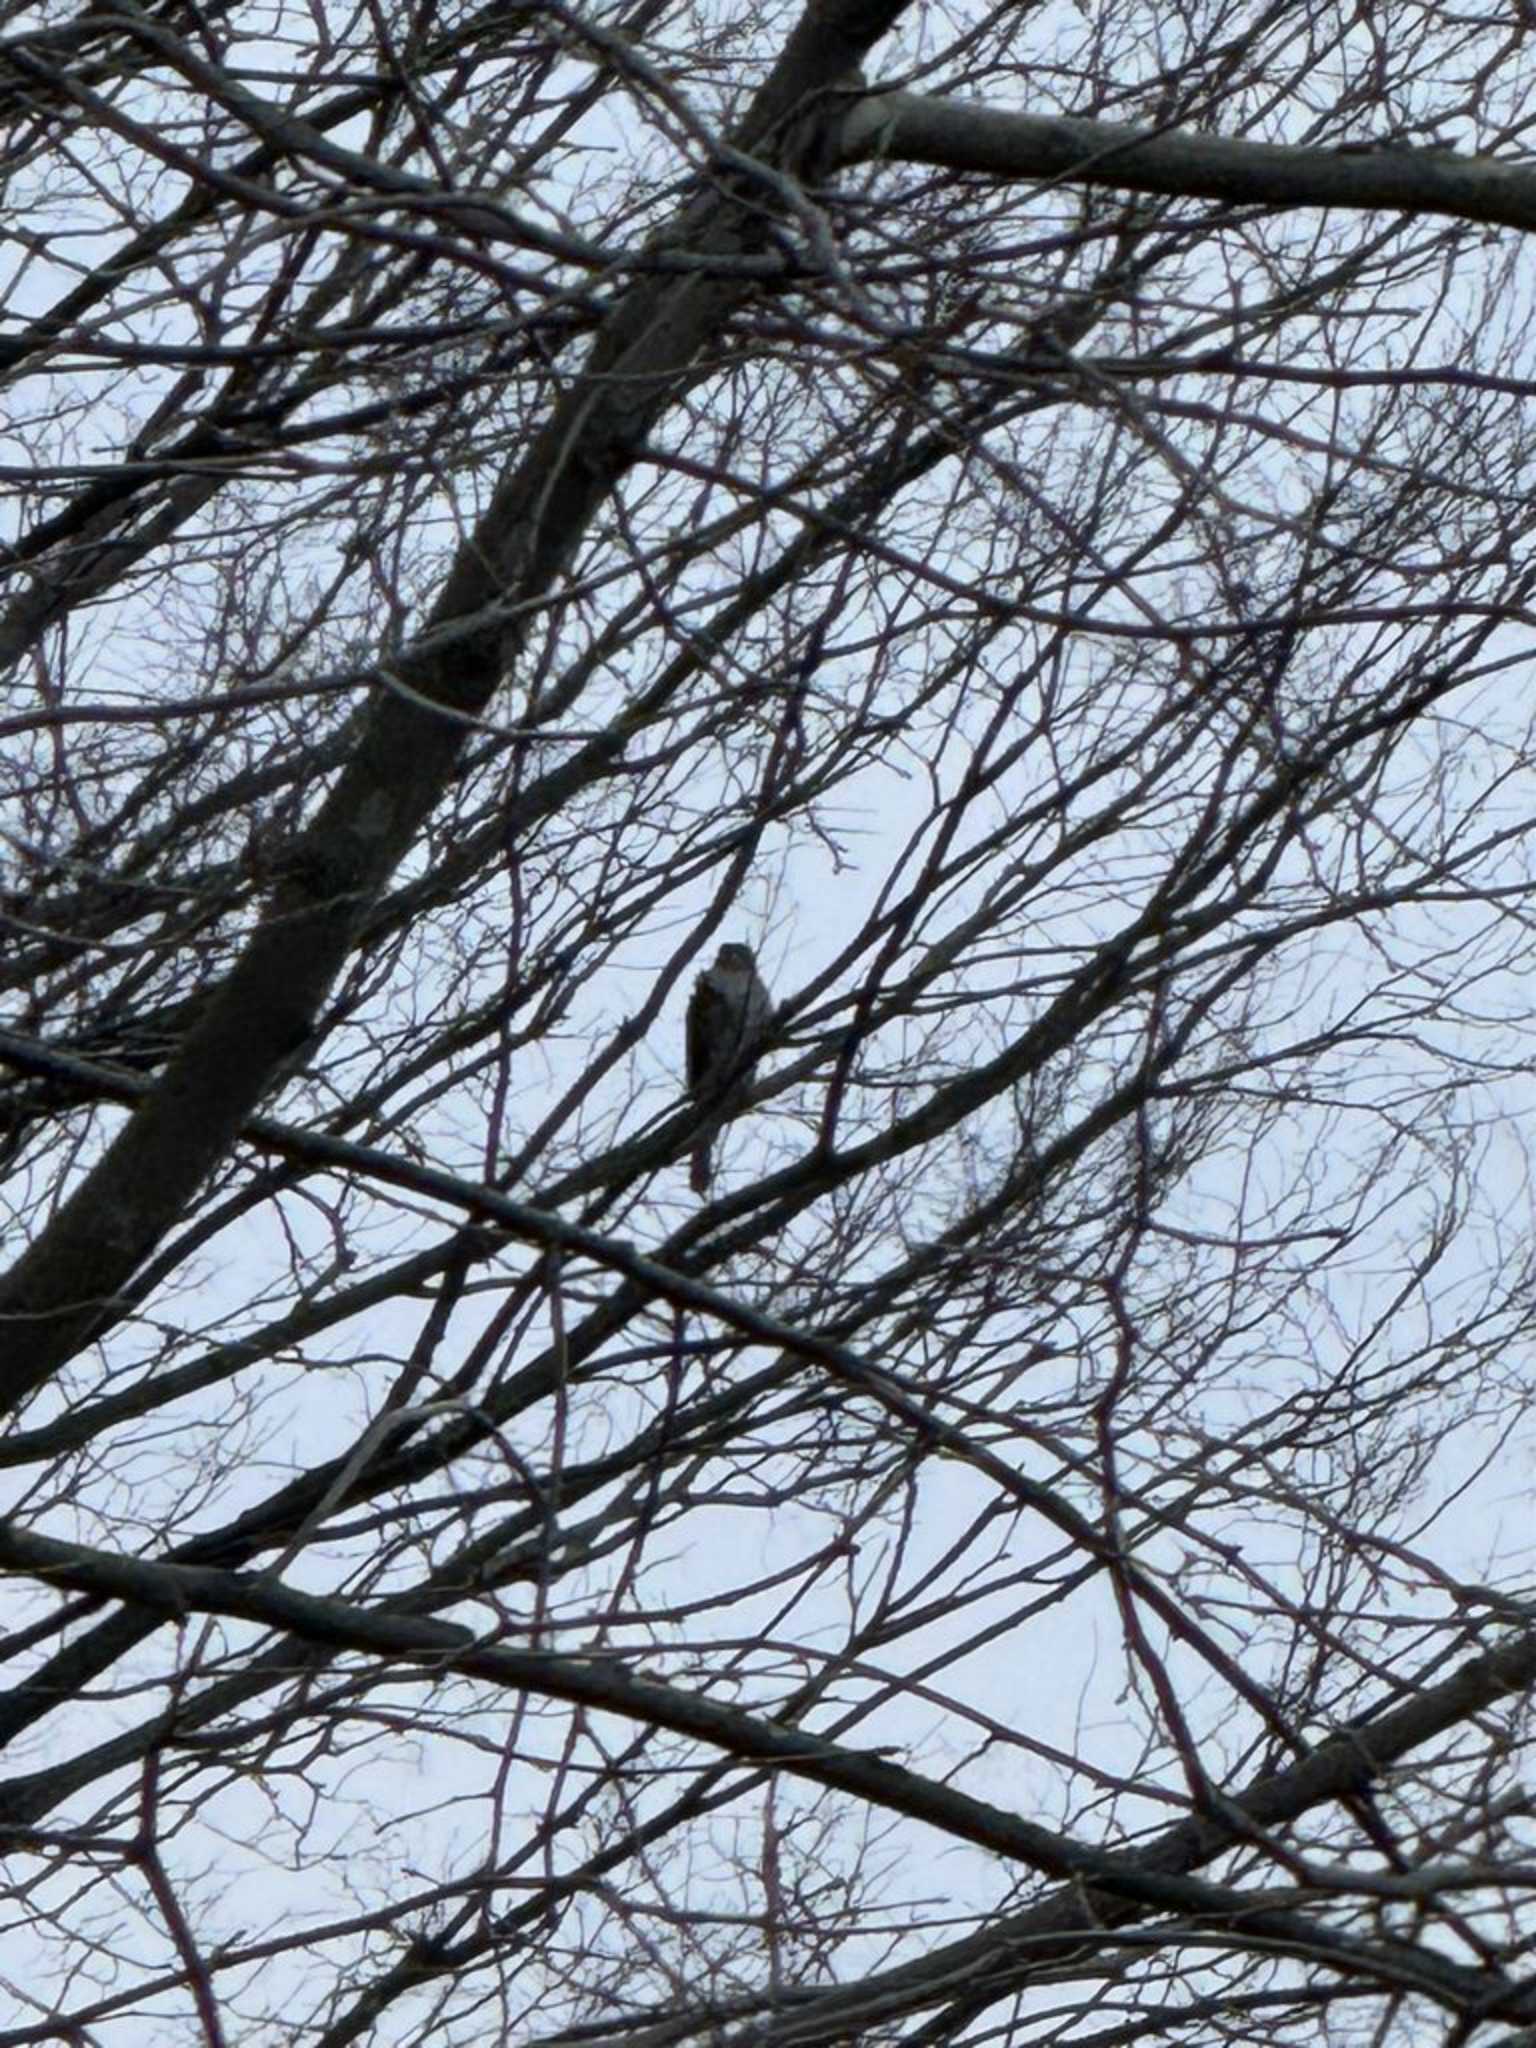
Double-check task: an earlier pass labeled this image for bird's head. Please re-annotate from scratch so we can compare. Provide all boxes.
[715,943,757,970]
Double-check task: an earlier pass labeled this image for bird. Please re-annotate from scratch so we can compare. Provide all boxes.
[685,942,771,1195]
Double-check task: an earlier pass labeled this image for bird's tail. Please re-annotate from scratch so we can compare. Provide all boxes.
[689,1138,712,1195]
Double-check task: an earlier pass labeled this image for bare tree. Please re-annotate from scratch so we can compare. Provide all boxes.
[3,0,1536,2042]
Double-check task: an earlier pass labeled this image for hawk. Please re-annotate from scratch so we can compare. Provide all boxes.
[686,942,771,1195]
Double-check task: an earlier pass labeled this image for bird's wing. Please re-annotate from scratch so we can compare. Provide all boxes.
[687,977,724,1093]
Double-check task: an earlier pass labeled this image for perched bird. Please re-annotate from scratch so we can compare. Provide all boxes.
[685,942,771,1195]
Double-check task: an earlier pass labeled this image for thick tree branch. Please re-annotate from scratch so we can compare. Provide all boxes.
[1,1517,1534,2029]
[842,91,1536,233]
